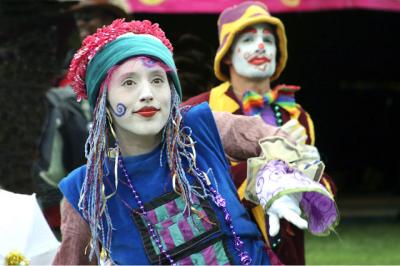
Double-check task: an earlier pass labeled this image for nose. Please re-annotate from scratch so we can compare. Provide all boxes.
[258,43,265,49]
[139,83,154,102]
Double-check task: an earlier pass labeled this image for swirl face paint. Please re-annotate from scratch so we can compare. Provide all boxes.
[231,23,277,79]
[142,57,157,68]
[112,103,127,117]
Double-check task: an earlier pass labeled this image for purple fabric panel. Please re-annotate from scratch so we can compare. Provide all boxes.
[147,209,158,224]
[260,105,277,126]
[159,227,175,250]
[202,245,219,265]
[178,219,195,242]
[165,199,180,217]
[178,256,194,265]
[301,191,338,234]
[218,2,266,29]
[160,218,175,229]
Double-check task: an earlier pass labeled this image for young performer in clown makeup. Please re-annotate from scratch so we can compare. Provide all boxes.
[107,57,172,154]
[53,19,337,265]
[184,1,338,265]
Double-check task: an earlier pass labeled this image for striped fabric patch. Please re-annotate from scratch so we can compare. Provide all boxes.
[177,240,231,265]
[146,196,214,254]
[132,192,233,264]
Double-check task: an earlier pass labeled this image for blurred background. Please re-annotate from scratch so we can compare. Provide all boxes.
[0,0,399,264]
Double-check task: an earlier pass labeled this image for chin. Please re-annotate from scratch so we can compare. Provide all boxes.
[130,128,163,137]
[245,72,271,79]
[131,121,166,136]
[238,68,272,80]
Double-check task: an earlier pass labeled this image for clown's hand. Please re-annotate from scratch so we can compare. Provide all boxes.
[267,194,308,237]
[281,119,308,145]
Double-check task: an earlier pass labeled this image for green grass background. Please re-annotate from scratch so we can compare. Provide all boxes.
[305,223,400,265]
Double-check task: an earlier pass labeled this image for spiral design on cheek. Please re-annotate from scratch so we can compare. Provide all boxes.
[113,103,127,117]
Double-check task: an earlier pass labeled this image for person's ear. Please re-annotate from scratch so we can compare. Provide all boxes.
[223,54,232,65]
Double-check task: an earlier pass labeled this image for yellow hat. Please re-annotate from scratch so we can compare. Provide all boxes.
[214,1,287,81]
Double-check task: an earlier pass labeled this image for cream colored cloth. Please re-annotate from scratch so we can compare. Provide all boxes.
[0,189,60,265]
[244,136,338,235]
[249,136,325,183]
[245,136,326,205]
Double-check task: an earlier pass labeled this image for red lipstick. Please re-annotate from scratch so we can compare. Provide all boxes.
[134,106,160,117]
[249,57,271,65]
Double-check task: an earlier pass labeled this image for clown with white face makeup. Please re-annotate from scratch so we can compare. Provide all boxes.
[184,1,338,265]
[230,23,277,79]
[53,19,338,265]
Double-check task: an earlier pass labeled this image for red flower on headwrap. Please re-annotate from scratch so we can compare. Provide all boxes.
[68,19,173,101]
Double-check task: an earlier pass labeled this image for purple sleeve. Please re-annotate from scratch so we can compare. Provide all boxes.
[212,111,291,161]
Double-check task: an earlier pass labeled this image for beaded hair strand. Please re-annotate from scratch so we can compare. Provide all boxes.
[161,84,252,265]
[161,84,217,214]
[78,68,117,260]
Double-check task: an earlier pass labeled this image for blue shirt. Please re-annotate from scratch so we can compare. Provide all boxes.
[60,103,270,265]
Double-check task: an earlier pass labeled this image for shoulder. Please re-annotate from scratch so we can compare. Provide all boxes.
[210,81,231,96]
[181,102,221,144]
[295,103,307,114]
[59,165,86,191]
[293,102,313,124]
[181,103,228,168]
[182,102,213,124]
[182,91,211,106]
[59,165,87,208]
[276,84,309,118]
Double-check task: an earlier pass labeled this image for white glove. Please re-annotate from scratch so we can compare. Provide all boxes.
[281,119,308,145]
[267,194,308,237]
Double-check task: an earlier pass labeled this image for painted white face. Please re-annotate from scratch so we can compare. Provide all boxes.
[231,23,277,79]
[107,57,171,137]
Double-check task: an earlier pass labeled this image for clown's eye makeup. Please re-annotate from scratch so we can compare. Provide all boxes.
[263,35,274,43]
[151,77,165,85]
[242,35,254,43]
[122,79,136,86]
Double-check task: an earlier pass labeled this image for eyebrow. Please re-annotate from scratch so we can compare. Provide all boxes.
[263,28,272,35]
[119,72,138,80]
[148,69,166,76]
[118,69,166,80]
[242,28,257,34]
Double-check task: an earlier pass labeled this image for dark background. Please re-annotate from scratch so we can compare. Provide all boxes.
[1,0,399,197]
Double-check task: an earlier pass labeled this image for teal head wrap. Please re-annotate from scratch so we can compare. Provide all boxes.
[85,34,182,108]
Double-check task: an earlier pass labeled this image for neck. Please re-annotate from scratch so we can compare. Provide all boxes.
[229,67,272,101]
[115,127,162,157]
